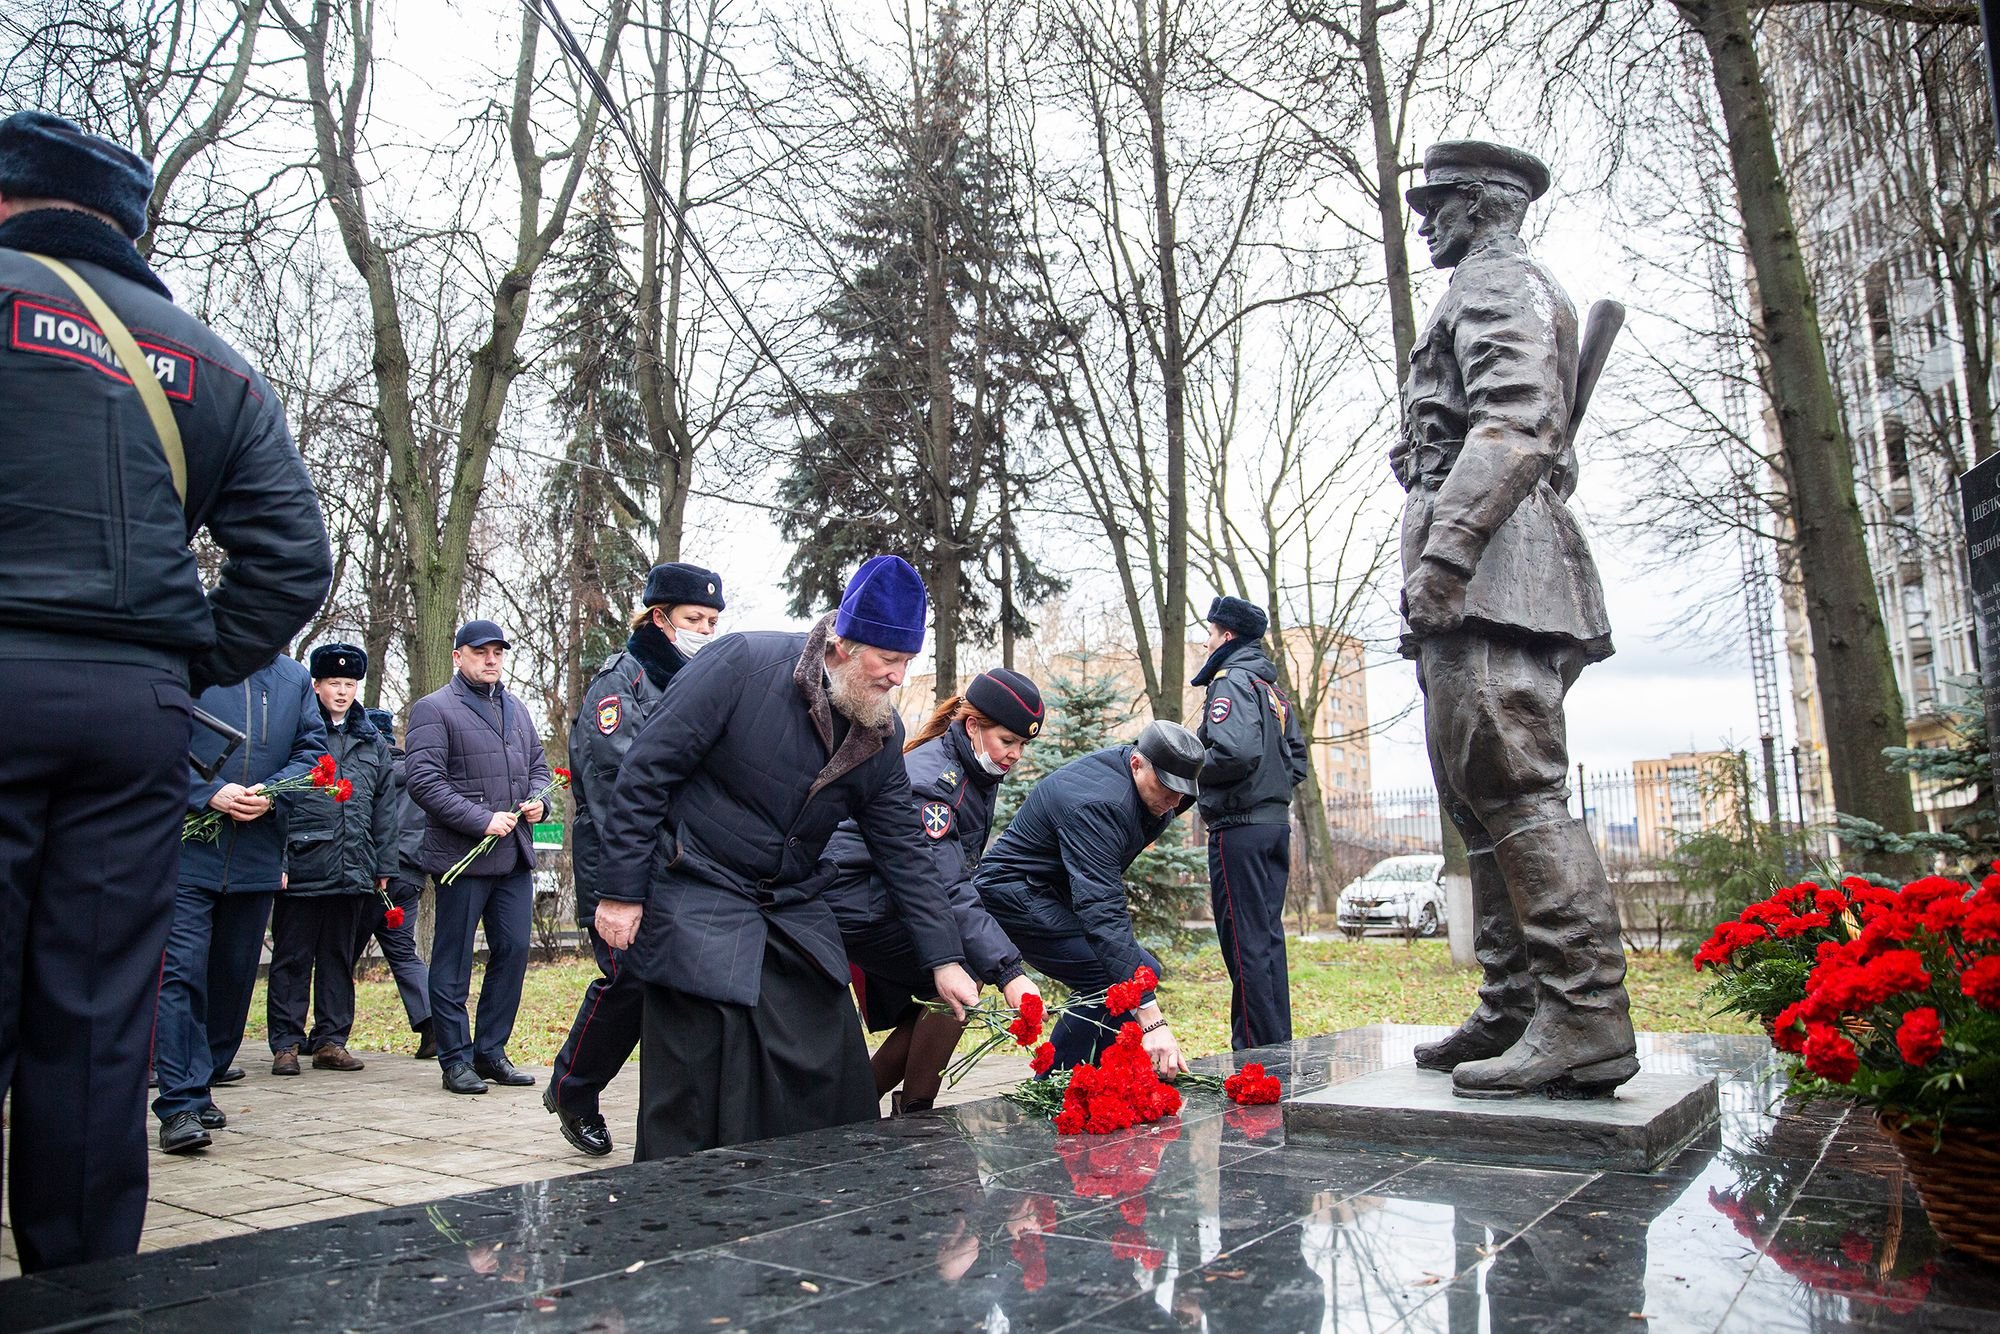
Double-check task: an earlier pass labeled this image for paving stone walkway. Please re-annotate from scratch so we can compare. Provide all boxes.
[0,1045,1021,1277]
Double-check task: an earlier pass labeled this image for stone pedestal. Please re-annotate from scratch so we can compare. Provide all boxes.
[1284,1065,1719,1172]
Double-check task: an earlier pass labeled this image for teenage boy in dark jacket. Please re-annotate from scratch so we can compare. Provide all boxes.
[267,644,396,1074]
[406,620,551,1096]
[155,654,328,1153]
[1192,595,1310,1049]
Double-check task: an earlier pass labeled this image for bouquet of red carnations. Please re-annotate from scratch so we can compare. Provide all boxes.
[438,768,571,885]
[182,753,348,843]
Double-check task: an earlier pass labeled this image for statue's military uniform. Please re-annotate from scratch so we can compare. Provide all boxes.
[1395,141,1637,1099]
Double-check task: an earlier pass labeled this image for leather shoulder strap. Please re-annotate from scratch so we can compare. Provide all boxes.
[21,252,187,505]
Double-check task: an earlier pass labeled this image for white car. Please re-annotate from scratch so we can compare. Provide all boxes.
[1336,854,1447,938]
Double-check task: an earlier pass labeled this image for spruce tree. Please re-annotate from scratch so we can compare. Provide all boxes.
[778,2,1059,692]
[543,148,652,716]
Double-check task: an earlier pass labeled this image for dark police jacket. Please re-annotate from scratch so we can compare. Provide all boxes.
[1196,644,1309,829]
[388,748,428,882]
[281,706,396,897]
[0,211,330,693]
[182,655,329,894]
[569,629,680,926]
[406,674,551,878]
[973,745,1174,989]
[596,616,965,1006]
[818,721,1026,986]
[1392,231,1611,661]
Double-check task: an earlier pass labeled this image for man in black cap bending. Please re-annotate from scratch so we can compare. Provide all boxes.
[974,720,1205,1072]
[1394,141,1635,1098]
[1193,595,1309,1050]
[546,562,725,1156]
[0,111,330,1268]
[406,621,552,1096]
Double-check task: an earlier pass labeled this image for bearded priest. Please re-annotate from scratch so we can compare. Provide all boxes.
[593,555,979,1157]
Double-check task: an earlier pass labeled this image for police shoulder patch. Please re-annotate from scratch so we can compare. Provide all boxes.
[921,802,954,840]
[1209,696,1232,724]
[936,767,959,790]
[597,697,621,734]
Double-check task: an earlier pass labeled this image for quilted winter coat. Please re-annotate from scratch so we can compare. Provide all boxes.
[404,673,551,878]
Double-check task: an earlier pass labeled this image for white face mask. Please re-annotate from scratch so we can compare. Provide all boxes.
[675,628,715,656]
[974,747,1008,777]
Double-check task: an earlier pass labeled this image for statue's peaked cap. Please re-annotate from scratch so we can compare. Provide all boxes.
[1407,141,1550,213]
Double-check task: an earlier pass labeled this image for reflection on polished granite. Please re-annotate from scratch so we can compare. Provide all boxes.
[3,1026,1997,1332]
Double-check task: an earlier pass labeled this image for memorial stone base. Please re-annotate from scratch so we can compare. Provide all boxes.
[1284,1065,1720,1172]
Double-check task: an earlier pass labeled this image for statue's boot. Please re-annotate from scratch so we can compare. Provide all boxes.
[1413,850,1532,1071]
[1452,818,1638,1100]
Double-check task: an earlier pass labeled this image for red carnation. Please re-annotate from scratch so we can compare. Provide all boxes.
[1921,896,1969,932]
[1802,1025,1860,1083]
[1771,1002,1810,1054]
[333,778,354,803]
[1962,903,2000,943]
[1105,980,1141,1016]
[310,754,338,787]
[1774,912,1830,939]
[1740,901,1791,925]
[1030,1042,1055,1076]
[1132,965,1158,991]
[1008,1014,1042,1048]
[1895,1007,1943,1067]
[1225,1062,1282,1105]
[554,766,573,782]
[1018,993,1045,1028]
[1863,949,1931,1000]
[1813,889,1848,916]
[384,905,405,929]
[1962,955,2000,1010]
[1054,1107,1085,1135]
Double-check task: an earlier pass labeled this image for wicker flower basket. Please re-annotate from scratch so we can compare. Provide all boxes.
[1878,1115,2000,1266]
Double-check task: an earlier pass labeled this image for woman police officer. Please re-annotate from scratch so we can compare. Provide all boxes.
[816,668,1047,1112]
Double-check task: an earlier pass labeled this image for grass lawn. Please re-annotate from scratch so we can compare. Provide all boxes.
[244,934,1746,1068]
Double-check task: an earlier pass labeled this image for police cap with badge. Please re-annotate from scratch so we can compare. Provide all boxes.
[966,668,1044,740]
[643,562,725,612]
[309,642,368,680]
[1404,141,1550,216]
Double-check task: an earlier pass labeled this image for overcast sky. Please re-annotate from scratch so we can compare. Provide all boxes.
[342,0,1783,788]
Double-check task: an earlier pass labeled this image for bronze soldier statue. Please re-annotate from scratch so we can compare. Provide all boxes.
[1394,141,1638,1099]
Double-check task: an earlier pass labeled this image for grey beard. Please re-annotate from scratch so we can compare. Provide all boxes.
[828,660,894,729]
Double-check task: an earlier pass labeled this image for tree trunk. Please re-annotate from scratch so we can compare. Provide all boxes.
[1144,0,1188,723]
[922,188,961,700]
[1677,0,1917,864]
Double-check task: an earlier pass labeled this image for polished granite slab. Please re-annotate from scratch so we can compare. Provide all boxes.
[1286,1065,1721,1171]
[2,1025,1996,1332]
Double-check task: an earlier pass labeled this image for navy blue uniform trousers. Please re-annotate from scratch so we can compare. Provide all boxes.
[428,867,532,1070]
[0,661,191,1271]
[979,887,1161,1070]
[153,884,272,1119]
[355,875,431,1032]
[548,922,641,1115]
[1208,822,1293,1049]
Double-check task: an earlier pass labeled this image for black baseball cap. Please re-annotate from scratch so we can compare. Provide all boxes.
[454,619,509,650]
[1135,720,1203,797]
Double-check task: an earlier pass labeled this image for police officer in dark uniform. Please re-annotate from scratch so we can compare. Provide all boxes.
[821,668,1047,1112]
[545,562,725,1156]
[356,707,434,1057]
[1192,595,1309,1050]
[0,111,330,1270]
[974,721,1204,1074]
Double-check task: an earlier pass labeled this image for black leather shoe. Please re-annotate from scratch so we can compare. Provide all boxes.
[212,1066,247,1085]
[413,1020,437,1061]
[196,1107,228,1130]
[442,1063,488,1095]
[159,1111,212,1154]
[473,1055,535,1087]
[543,1087,612,1156]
